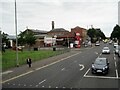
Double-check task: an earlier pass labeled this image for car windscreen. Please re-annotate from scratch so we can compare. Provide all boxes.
[103,47,109,50]
[94,59,106,65]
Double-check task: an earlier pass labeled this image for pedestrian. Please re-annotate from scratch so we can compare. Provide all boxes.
[26,57,32,68]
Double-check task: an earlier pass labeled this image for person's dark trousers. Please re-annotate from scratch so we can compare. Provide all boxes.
[29,64,31,67]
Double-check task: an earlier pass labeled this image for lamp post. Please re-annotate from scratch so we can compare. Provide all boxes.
[67,36,69,48]
[15,0,19,67]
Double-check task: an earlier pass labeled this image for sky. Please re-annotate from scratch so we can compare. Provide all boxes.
[0,0,120,37]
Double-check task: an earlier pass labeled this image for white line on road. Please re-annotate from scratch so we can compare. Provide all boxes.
[49,86,51,88]
[79,64,84,71]
[35,52,82,71]
[39,79,46,85]
[116,69,118,78]
[2,52,82,84]
[84,75,118,79]
[1,70,34,83]
[114,57,116,60]
[115,61,117,68]
[95,52,98,55]
[61,68,65,71]
[1,71,13,75]
[83,68,90,76]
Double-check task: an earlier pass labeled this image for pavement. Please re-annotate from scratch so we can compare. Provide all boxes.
[2,46,91,82]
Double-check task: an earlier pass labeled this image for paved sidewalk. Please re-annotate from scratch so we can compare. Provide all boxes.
[2,49,81,82]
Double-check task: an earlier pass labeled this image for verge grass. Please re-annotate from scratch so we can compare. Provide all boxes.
[2,49,69,70]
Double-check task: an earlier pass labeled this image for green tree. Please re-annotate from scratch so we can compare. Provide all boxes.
[110,24,120,43]
[18,30,36,50]
[87,28,106,43]
[2,32,9,45]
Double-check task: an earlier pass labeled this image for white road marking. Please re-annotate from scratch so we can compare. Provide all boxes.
[35,52,81,71]
[100,53,102,56]
[1,70,33,83]
[116,69,118,78]
[1,71,13,75]
[114,57,116,60]
[2,52,81,84]
[36,85,38,87]
[42,86,44,88]
[56,87,58,88]
[18,84,21,86]
[84,75,118,79]
[39,79,46,85]
[79,64,84,71]
[83,68,90,76]
[61,68,65,71]
[95,52,98,55]
[49,86,51,88]
[115,61,117,67]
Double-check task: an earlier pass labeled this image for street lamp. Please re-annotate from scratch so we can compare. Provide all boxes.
[15,0,19,67]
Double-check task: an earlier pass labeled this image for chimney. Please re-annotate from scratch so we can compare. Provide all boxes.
[52,21,54,30]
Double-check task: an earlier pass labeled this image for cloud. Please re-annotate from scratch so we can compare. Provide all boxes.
[1,0,119,37]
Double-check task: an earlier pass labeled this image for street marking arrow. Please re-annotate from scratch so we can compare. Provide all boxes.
[79,64,84,71]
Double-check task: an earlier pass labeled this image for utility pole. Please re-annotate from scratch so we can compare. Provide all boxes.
[15,0,19,67]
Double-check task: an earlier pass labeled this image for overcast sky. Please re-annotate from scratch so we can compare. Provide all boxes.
[0,0,120,37]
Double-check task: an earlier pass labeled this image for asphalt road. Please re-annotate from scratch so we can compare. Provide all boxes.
[2,43,120,88]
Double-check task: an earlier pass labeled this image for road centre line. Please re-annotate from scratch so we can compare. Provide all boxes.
[61,68,65,71]
[115,61,117,68]
[114,57,116,60]
[35,52,81,71]
[2,52,81,84]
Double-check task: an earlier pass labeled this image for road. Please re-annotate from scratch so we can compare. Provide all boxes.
[2,42,120,88]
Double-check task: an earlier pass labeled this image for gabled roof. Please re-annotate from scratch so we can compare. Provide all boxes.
[49,28,69,32]
[27,29,48,34]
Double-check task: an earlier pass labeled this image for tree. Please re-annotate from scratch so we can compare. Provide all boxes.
[2,32,9,45]
[18,30,36,50]
[110,24,120,44]
[87,28,106,43]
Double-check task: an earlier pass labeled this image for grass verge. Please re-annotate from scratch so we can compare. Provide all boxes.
[2,49,69,70]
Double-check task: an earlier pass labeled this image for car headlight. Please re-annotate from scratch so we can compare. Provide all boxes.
[103,66,107,70]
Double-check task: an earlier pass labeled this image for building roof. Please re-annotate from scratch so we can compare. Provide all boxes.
[27,29,48,34]
[7,35,16,39]
[49,28,69,32]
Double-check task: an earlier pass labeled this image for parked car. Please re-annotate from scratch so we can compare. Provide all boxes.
[118,46,120,57]
[113,43,118,48]
[95,41,100,46]
[102,47,110,54]
[91,58,109,74]
[115,46,119,54]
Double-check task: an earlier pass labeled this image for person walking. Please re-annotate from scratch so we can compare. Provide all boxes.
[26,57,32,68]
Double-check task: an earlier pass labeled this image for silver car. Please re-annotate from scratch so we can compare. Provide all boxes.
[102,47,110,54]
[115,46,119,54]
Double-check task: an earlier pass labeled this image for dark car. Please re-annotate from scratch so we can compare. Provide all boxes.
[91,58,109,74]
